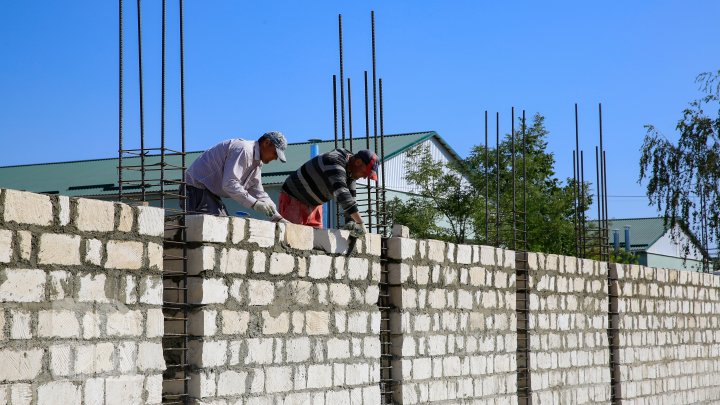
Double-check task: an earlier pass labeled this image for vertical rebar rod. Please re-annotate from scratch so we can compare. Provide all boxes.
[364,71,372,232]
[371,11,379,232]
[379,78,387,236]
[118,0,124,201]
[333,75,338,150]
[338,14,346,149]
[598,103,605,259]
[603,151,609,260]
[596,146,602,259]
[511,107,516,250]
[580,150,586,258]
[347,78,353,151]
[573,151,579,258]
[522,110,527,251]
[496,112,500,247]
[136,0,146,201]
[160,0,166,208]
[179,0,189,402]
[575,103,581,257]
[484,110,489,244]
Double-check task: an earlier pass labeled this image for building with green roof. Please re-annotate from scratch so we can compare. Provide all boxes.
[0,131,462,226]
[607,217,710,272]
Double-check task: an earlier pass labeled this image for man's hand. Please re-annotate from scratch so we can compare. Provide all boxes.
[343,221,366,238]
[253,200,278,217]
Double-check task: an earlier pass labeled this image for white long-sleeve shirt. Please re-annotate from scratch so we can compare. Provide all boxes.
[186,139,275,210]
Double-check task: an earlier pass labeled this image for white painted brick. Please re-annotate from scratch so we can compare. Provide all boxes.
[79,273,108,302]
[38,310,79,338]
[75,343,115,374]
[17,230,32,261]
[137,205,165,237]
[286,337,311,362]
[246,338,274,364]
[189,370,217,399]
[262,311,290,335]
[48,270,69,300]
[105,240,143,270]
[188,277,229,305]
[0,230,11,263]
[84,238,103,266]
[146,308,164,338]
[329,283,351,306]
[186,214,229,243]
[147,242,163,271]
[50,345,72,376]
[145,375,163,404]
[387,237,416,260]
[313,228,350,254]
[118,203,134,232]
[221,310,249,335]
[309,255,332,279]
[84,378,105,405]
[266,366,293,393]
[219,248,249,274]
[283,222,314,250]
[348,257,369,280]
[137,342,165,371]
[140,275,163,304]
[230,216,247,243]
[188,246,215,275]
[269,252,295,275]
[247,218,276,247]
[217,370,247,396]
[38,381,81,405]
[10,310,31,339]
[107,310,143,336]
[105,376,144,405]
[59,195,71,226]
[307,364,333,389]
[38,233,81,265]
[3,189,53,226]
[77,198,115,232]
[248,280,274,306]
[189,340,227,367]
[306,311,330,335]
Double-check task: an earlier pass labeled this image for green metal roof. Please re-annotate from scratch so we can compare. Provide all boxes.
[0,131,447,198]
[606,217,671,252]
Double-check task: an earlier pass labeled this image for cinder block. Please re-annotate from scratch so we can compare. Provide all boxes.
[348,312,368,333]
[306,311,330,335]
[327,338,350,359]
[392,224,410,237]
[262,311,289,334]
[10,383,33,405]
[84,378,105,405]
[329,283,351,306]
[10,310,31,340]
[289,280,312,305]
[245,338,274,364]
[286,337,311,362]
[252,251,267,273]
[118,203,134,232]
[188,277,228,305]
[428,240,446,262]
[187,246,215,275]
[38,381,81,405]
[77,198,115,232]
[189,370,217,399]
[78,273,108,302]
[137,342,165,371]
[50,345,72,376]
[188,340,227,367]
[140,275,163,305]
[247,218,276,247]
[124,275,137,304]
[48,270,69,300]
[221,310,249,335]
[75,343,115,374]
[189,309,218,336]
[186,214,229,243]
[283,222,314,250]
[269,252,295,275]
[348,257,369,280]
[105,376,144,405]
[219,247,249,274]
[106,310,143,337]
[265,366,293,393]
[17,230,32,261]
[364,233,382,256]
[308,255,332,279]
[217,370,247,396]
[137,205,165,237]
[306,364,333,389]
[116,342,136,373]
[0,269,45,302]
[38,233,81,265]
[147,242,163,271]
[59,195,71,226]
[105,240,143,270]
[38,310,79,338]
[313,228,350,254]
[248,280,274,306]
[3,189,53,226]
[83,312,102,339]
[457,244,472,264]
[84,238,103,266]
[0,230,11,263]
[230,217,247,244]
[346,363,370,385]
[145,375,163,404]
[146,308,164,338]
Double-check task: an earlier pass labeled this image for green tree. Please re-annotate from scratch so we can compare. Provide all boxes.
[639,71,720,271]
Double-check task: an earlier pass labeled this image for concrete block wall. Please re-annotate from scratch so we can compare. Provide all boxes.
[0,189,165,405]
[614,263,720,404]
[526,253,611,404]
[386,235,518,404]
[183,215,383,405]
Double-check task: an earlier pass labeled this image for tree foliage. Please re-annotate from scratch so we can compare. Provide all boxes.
[639,71,720,270]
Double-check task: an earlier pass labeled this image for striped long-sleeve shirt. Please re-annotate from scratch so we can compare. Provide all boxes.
[281,148,358,215]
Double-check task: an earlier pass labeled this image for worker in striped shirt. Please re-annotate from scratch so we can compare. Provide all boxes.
[280,148,378,236]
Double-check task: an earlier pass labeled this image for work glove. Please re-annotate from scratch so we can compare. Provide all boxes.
[253,200,278,218]
[343,221,366,239]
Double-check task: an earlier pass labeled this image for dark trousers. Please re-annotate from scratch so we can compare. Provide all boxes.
[184,185,228,216]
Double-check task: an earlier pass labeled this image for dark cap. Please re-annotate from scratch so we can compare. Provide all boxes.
[355,149,378,181]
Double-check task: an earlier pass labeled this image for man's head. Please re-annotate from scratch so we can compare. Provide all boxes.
[258,131,288,164]
[349,149,379,181]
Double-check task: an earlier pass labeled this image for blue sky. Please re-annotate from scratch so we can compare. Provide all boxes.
[1,1,719,219]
